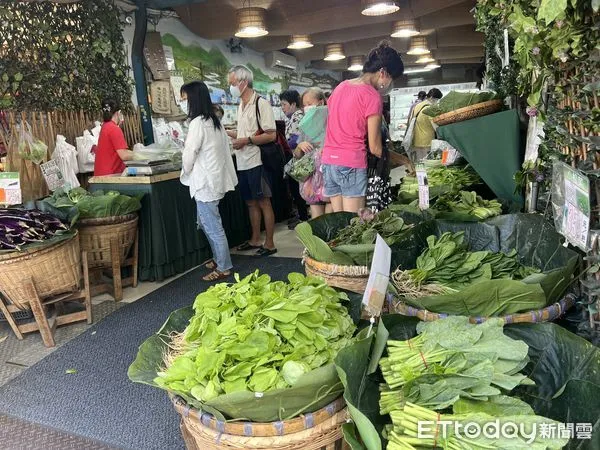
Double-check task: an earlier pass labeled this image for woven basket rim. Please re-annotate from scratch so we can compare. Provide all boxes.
[78,213,138,226]
[170,395,346,436]
[0,230,78,263]
[389,293,576,324]
[433,99,503,125]
[302,251,370,276]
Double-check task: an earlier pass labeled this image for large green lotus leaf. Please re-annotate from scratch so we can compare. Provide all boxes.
[309,212,355,241]
[334,315,419,450]
[504,323,600,450]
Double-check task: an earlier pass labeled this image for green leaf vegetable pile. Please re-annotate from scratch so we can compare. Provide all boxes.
[296,209,412,266]
[380,317,569,449]
[398,166,481,203]
[434,191,502,220]
[154,272,355,403]
[422,90,501,118]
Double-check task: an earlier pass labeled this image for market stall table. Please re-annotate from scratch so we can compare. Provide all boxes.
[88,171,250,282]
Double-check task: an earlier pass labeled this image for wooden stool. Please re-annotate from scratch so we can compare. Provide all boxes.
[0,252,92,348]
[88,230,139,301]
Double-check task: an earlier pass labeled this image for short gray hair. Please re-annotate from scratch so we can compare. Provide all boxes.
[302,87,326,104]
[228,65,253,87]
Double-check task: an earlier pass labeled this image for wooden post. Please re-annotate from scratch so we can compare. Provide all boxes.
[110,237,123,301]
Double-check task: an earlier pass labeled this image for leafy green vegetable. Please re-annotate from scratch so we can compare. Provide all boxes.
[422,90,501,118]
[398,166,482,204]
[152,272,356,417]
[435,190,503,220]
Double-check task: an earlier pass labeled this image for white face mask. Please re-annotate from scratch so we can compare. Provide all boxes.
[230,81,245,99]
[304,104,316,112]
[180,99,189,115]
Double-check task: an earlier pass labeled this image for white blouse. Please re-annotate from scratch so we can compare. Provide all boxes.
[180,116,238,203]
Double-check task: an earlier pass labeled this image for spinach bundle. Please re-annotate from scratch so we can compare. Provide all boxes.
[154,272,355,405]
[0,208,69,251]
[380,318,568,450]
[434,190,502,220]
[398,166,481,203]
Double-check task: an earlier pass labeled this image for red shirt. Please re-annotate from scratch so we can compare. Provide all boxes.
[94,121,127,176]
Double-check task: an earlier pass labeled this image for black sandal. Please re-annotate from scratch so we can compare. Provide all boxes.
[236,241,262,251]
[254,246,278,257]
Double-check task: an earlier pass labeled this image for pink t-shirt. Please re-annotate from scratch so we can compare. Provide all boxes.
[322,80,383,169]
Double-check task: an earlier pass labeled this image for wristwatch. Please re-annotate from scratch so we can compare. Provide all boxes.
[248,136,253,145]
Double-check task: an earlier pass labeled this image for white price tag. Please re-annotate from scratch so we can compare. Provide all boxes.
[0,172,21,205]
[362,235,392,317]
[416,167,429,210]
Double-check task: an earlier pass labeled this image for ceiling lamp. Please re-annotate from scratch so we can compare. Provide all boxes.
[361,0,399,16]
[425,61,441,69]
[348,56,364,71]
[406,36,429,55]
[391,19,419,38]
[288,35,313,49]
[416,52,435,64]
[403,67,433,74]
[235,7,268,38]
[324,44,345,61]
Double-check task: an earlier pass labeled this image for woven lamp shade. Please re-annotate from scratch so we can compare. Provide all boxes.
[288,35,314,49]
[235,7,268,38]
[361,0,399,16]
[416,52,435,64]
[391,19,419,38]
[407,36,429,55]
[348,56,364,71]
[324,44,345,61]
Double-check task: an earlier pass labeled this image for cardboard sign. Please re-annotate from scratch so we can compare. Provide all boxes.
[150,81,173,115]
[40,160,65,191]
[0,172,21,205]
[362,235,392,317]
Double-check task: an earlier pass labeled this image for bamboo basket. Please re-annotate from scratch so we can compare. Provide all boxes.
[0,232,81,310]
[433,100,504,126]
[173,396,349,450]
[303,251,369,294]
[389,293,577,324]
[77,214,138,269]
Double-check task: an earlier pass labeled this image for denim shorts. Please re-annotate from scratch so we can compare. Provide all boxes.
[322,164,368,198]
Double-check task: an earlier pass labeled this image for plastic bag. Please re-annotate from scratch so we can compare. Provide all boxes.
[288,151,316,182]
[75,129,97,173]
[52,135,80,188]
[18,122,47,164]
[300,150,326,204]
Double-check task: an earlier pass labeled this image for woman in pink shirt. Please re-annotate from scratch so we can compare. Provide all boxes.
[322,41,404,212]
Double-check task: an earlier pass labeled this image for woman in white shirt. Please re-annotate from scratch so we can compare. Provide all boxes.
[180,81,238,282]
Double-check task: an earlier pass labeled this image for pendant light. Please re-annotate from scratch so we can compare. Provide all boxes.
[235,7,268,38]
[416,52,435,64]
[391,19,419,38]
[324,44,345,61]
[361,0,399,16]
[287,35,314,49]
[406,36,429,55]
[425,61,441,69]
[347,56,364,71]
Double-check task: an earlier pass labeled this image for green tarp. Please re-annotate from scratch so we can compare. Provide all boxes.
[89,179,250,282]
[437,109,523,206]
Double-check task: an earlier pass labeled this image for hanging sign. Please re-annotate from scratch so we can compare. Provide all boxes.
[416,164,429,210]
[362,235,392,318]
[40,160,65,191]
[0,172,22,205]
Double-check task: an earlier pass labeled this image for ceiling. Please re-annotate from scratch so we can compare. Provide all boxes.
[173,0,483,72]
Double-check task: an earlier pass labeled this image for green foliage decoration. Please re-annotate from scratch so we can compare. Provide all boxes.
[0,0,132,111]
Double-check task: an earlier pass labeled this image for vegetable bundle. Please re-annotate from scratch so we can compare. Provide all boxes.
[296,209,412,266]
[0,208,69,251]
[380,318,568,450]
[422,91,500,118]
[398,166,481,203]
[434,191,502,220]
[392,231,539,301]
[155,272,355,405]
[41,187,141,221]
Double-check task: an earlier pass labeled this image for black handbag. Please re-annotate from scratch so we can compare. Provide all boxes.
[366,122,392,212]
[254,97,285,174]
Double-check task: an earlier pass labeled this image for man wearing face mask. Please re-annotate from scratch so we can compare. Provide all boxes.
[321,41,403,213]
[226,65,278,257]
[409,88,443,163]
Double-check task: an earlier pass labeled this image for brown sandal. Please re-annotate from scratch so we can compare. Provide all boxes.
[202,270,231,282]
[204,260,216,270]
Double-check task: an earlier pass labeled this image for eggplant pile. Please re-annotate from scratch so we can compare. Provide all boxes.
[0,208,69,251]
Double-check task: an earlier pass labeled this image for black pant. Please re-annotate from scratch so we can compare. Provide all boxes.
[287,177,309,221]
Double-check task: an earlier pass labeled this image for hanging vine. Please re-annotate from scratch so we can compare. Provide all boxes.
[0,0,132,112]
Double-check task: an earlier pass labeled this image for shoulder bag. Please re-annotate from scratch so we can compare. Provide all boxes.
[254,97,286,174]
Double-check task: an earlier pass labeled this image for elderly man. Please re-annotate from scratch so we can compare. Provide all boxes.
[226,65,277,257]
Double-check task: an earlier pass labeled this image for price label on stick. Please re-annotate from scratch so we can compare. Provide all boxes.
[416,165,429,210]
[40,160,65,192]
[362,235,392,318]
